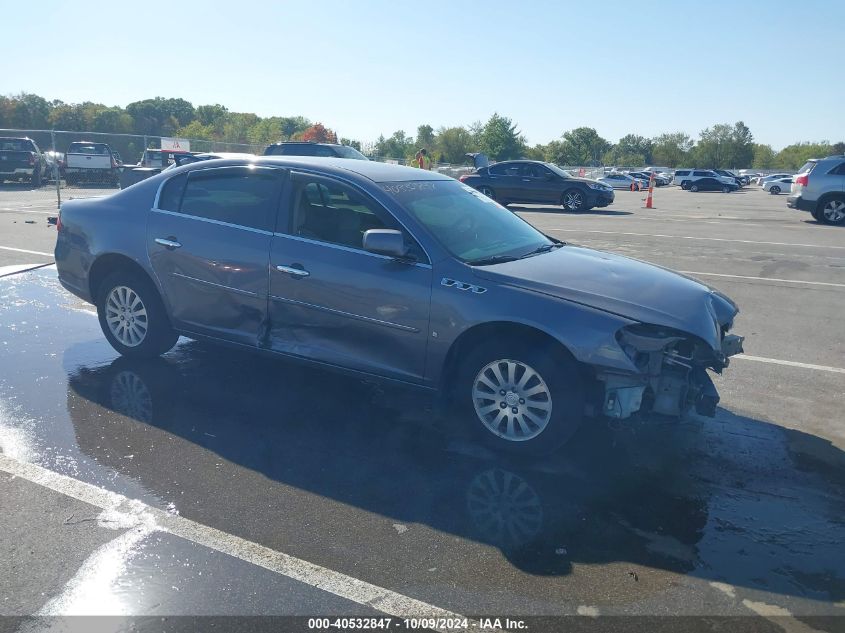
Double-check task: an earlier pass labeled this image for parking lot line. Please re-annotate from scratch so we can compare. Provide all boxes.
[549,229,845,250]
[733,355,845,375]
[0,245,54,257]
[0,453,478,630]
[679,271,845,289]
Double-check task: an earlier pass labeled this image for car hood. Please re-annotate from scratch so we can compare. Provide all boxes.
[471,246,738,350]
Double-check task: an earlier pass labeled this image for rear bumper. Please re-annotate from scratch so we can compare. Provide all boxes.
[787,195,814,212]
[0,167,35,177]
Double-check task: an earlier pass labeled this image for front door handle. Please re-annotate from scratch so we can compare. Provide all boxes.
[155,237,182,249]
[276,264,310,277]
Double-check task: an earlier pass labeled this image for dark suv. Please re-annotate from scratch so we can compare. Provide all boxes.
[264,141,368,160]
[787,155,845,225]
[459,160,614,211]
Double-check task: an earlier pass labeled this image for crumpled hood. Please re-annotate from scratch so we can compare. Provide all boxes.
[472,246,738,350]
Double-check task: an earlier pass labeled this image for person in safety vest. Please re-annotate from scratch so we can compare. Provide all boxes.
[414,148,432,170]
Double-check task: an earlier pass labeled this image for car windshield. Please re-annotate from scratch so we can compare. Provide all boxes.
[383,180,552,263]
[334,145,368,160]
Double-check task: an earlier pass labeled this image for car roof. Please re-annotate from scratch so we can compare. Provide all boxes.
[175,156,452,184]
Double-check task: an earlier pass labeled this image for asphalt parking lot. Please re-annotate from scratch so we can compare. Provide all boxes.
[1,184,844,631]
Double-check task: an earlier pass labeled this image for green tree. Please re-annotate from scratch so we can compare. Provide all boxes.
[178,120,215,140]
[604,134,653,166]
[545,127,609,165]
[416,124,435,150]
[433,126,474,164]
[751,143,776,169]
[375,130,414,159]
[126,97,196,135]
[692,121,753,168]
[774,142,834,170]
[92,107,133,134]
[651,132,694,167]
[195,104,229,127]
[477,113,526,161]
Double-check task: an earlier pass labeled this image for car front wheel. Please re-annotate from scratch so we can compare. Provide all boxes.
[455,340,584,455]
[561,189,585,211]
[769,186,780,195]
[97,270,178,358]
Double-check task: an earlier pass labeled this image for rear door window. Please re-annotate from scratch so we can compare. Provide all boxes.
[675,170,690,176]
[177,167,282,231]
[693,171,711,177]
[489,163,521,176]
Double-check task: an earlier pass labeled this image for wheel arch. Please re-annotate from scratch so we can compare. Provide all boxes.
[88,253,160,303]
[439,320,583,394]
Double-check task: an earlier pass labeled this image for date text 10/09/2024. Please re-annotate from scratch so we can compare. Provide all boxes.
[307,617,528,630]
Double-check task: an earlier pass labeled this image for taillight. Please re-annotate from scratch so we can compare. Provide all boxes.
[459,175,468,182]
[795,174,808,187]
[56,210,62,232]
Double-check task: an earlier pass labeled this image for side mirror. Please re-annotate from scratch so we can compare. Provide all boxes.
[363,229,409,259]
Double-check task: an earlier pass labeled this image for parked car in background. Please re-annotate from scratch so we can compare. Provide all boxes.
[628,171,669,186]
[119,148,196,189]
[598,172,648,190]
[43,150,65,181]
[757,173,792,186]
[672,169,736,189]
[787,155,845,225]
[64,141,120,186]
[0,136,48,185]
[169,152,257,169]
[263,141,368,160]
[54,156,743,454]
[763,177,792,194]
[461,160,614,210]
[687,177,738,193]
[713,169,744,187]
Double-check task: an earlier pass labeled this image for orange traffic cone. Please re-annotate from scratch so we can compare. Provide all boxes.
[644,174,655,208]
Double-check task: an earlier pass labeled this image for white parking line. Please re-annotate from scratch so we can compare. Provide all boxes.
[0,453,480,630]
[679,271,845,288]
[0,245,53,257]
[549,229,845,250]
[734,355,845,375]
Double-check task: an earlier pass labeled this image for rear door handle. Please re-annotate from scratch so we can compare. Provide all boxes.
[154,237,181,249]
[276,264,309,277]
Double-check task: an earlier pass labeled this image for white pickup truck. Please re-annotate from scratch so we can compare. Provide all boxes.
[64,141,119,186]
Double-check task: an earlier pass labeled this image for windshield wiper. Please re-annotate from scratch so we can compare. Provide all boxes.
[520,242,565,258]
[465,254,521,266]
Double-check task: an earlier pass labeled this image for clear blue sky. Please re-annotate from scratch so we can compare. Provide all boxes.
[3,0,842,149]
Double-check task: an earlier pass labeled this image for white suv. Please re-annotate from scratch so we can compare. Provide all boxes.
[672,169,736,189]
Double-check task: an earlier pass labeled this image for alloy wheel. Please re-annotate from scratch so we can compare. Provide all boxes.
[479,186,495,199]
[563,190,583,210]
[822,199,845,224]
[105,285,149,347]
[472,359,552,441]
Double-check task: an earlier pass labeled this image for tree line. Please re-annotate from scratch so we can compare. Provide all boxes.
[2,93,841,171]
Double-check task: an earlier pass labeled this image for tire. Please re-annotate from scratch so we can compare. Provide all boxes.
[681,180,690,190]
[96,270,178,358]
[478,186,496,201]
[453,338,584,455]
[561,188,585,212]
[690,184,699,192]
[722,186,730,193]
[817,196,845,226]
[769,186,780,195]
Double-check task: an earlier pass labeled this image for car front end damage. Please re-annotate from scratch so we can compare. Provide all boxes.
[595,321,744,420]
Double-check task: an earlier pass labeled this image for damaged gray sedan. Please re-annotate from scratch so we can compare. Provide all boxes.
[54,157,743,454]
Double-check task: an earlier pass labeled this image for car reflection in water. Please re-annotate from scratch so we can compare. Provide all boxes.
[66,340,712,577]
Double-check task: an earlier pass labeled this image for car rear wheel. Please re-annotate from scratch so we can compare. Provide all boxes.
[690,184,699,192]
[97,270,178,358]
[722,186,731,193]
[769,186,780,194]
[819,196,845,225]
[478,186,496,200]
[681,180,690,190]
[454,339,584,455]
[561,188,584,211]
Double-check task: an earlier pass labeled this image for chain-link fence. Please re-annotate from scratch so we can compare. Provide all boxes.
[0,128,266,210]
